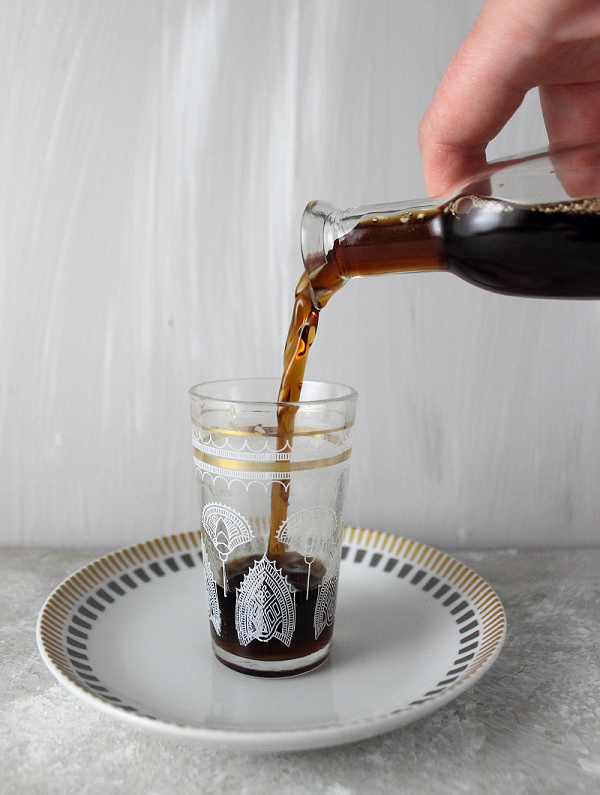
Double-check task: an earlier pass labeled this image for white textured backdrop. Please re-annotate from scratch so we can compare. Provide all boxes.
[2,0,599,549]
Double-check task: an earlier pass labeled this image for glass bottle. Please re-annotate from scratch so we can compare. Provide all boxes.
[301,142,600,308]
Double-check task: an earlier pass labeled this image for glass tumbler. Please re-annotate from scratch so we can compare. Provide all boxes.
[189,378,358,677]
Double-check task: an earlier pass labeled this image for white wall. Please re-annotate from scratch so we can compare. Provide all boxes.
[2,0,599,550]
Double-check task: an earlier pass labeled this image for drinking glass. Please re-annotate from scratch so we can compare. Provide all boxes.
[189,378,358,677]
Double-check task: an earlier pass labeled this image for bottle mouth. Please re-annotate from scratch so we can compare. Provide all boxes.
[300,201,342,309]
[300,200,341,280]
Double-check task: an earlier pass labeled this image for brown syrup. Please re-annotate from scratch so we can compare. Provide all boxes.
[210,553,333,675]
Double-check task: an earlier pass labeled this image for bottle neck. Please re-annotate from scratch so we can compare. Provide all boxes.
[301,199,445,309]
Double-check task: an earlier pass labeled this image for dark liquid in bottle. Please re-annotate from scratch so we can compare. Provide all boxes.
[211,553,334,677]
[442,196,600,297]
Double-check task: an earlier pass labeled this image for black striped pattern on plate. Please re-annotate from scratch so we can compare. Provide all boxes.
[342,526,505,706]
[39,531,204,718]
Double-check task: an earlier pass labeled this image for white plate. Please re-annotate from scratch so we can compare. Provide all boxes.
[37,528,506,752]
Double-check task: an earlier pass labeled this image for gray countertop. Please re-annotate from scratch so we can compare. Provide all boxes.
[2,546,600,795]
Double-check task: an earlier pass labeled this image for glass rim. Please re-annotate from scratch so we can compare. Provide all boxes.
[188,377,358,408]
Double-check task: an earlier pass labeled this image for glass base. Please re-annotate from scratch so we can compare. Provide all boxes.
[213,641,331,678]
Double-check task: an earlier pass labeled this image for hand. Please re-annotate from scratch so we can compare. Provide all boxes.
[419,0,600,196]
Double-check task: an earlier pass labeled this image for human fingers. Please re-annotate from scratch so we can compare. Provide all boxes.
[418,73,525,197]
[420,0,600,196]
[418,7,529,196]
[540,81,600,195]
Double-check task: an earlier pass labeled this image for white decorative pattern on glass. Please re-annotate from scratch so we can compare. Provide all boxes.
[277,507,338,597]
[201,503,253,561]
[314,573,338,640]
[235,556,296,647]
[276,507,337,559]
[201,539,222,636]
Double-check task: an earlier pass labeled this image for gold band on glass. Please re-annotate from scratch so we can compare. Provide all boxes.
[193,447,351,472]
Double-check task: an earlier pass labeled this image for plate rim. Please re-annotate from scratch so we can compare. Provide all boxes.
[36,527,507,751]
